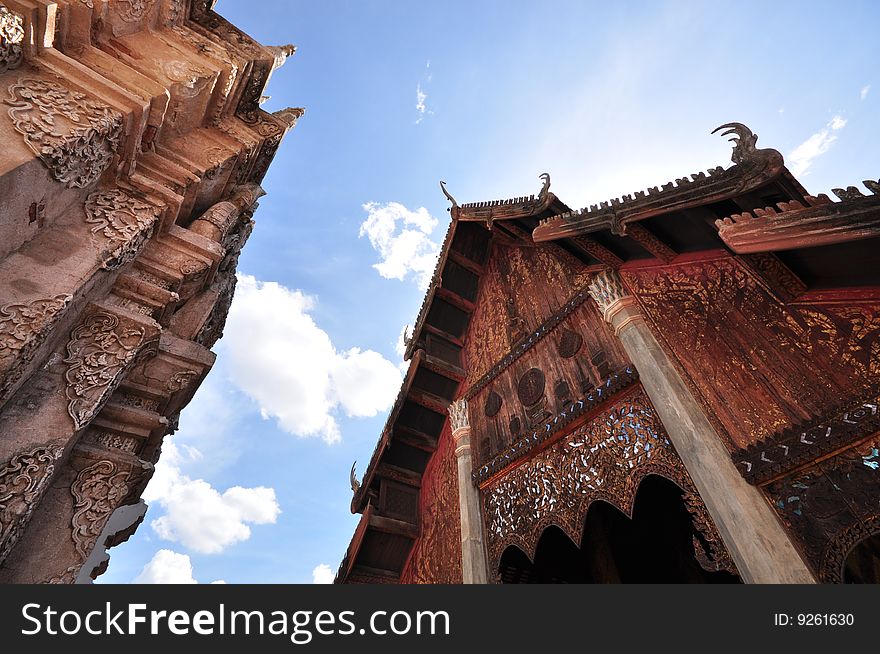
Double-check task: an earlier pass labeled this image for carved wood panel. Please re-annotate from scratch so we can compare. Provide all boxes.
[463,243,593,385]
[468,301,628,467]
[763,433,880,582]
[399,426,462,584]
[480,386,735,577]
[622,255,880,450]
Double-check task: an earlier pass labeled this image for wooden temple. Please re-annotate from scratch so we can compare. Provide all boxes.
[336,123,880,584]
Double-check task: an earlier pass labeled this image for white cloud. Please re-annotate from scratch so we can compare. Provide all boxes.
[861,85,870,101]
[312,564,335,584]
[788,115,847,176]
[221,275,403,444]
[359,202,440,288]
[144,442,281,554]
[415,83,427,123]
[134,549,225,584]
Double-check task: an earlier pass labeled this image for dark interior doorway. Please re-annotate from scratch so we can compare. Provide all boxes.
[499,475,741,583]
[843,532,880,584]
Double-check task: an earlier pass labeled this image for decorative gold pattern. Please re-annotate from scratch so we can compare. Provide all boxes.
[482,387,734,575]
[400,431,462,584]
[622,256,880,449]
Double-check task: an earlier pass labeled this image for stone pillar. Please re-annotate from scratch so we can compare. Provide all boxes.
[587,269,816,583]
[448,399,490,584]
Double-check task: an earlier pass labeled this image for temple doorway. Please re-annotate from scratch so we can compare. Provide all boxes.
[498,475,741,583]
[842,532,880,583]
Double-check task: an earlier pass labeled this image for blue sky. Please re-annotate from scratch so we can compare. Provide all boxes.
[100,0,879,583]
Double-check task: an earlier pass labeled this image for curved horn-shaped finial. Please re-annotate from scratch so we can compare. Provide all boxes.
[440,180,458,209]
[349,461,360,494]
[538,172,551,198]
[712,122,759,165]
[403,325,412,347]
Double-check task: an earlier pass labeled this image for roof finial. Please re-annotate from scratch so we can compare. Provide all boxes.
[350,461,360,494]
[712,122,759,165]
[440,180,458,210]
[539,172,551,199]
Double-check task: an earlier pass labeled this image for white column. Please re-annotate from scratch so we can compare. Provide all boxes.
[588,269,816,584]
[448,399,490,584]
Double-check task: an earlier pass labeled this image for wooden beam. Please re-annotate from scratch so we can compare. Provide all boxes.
[624,222,677,262]
[393,424,439,452]
[421,352,466,383]
[376,462,423,488]
[447,249,485,276]
[423,323,464,348]
[407,388,451,414]
[569,236,624,267]
[435,287,476,314]
[369,513,420,540]
[348,564,402,582]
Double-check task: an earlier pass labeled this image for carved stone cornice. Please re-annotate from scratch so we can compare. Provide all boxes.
[716,180,880,254]
[0,445,65,565]
[734,390,880,485]
[0,4,24,74]
[0,295,72,402]
[85,189,163,270]
[4,77,123,188]
[63,311,148,430]
[533,123,785,242]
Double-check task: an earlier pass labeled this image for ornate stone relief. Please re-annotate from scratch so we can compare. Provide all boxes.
[0,4,24,73]
[70,460,131,560]
[4,78,123,188]
[166,370,198,392]
[0,294,72,400]
[63,312,146,430]
[0,445,65,564]
[85,189,163,270]
[86,430,141,455]
[117,0,156,23]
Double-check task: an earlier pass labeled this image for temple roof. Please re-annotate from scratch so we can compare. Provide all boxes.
[336,122,880,583]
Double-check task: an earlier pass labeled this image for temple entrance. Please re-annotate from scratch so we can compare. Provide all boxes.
[498,475,740,583]
[843,532,880,583]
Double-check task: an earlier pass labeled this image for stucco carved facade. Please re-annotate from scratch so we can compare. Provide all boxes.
[0,0,300,583]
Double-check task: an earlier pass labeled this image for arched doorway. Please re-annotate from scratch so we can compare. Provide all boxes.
[843,533,880,583]
[498,475,740,583]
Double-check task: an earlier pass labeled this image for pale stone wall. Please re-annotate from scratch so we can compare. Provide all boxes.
[0,0,300,583]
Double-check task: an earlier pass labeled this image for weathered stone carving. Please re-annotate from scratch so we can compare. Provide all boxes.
[70,460,131,560]
[64,312,146,430]
[166,369,198,392]
[0,446,64,564]
[117,0,156,23]
[85,189,163,270]
[0,295,72,400]
[4,78,123,188]
[0,4,24,73]
[86,430,141,455]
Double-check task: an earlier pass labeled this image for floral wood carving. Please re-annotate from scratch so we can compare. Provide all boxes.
[70,460,131,560]
[0,446,64,564]
[481,387,736,576]
[63,312,146,430]
[4,78,123,188]
[622,256,880,450]
[0,295,71,400]
[85,189,162,270]
[399,431,462,584]
[0,4,24,73]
